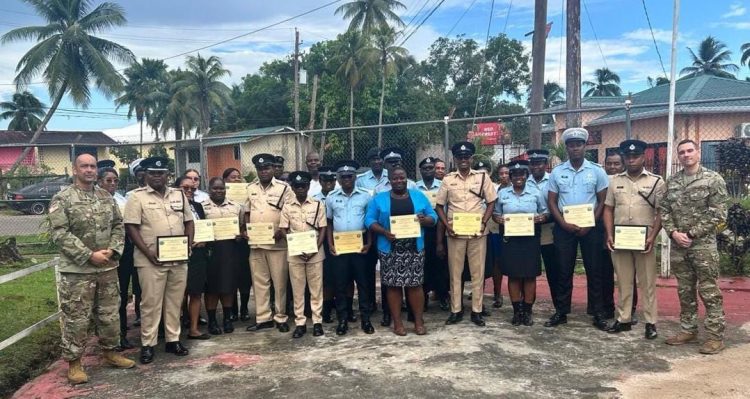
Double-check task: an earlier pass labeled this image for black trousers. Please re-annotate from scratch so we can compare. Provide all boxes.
[423,227,449,299]
[332,253,373,320]
[540,243,560,309]
[118,240,141,335]
[598,249,616,316]
[552,222,605,316]
[365,241,386,312]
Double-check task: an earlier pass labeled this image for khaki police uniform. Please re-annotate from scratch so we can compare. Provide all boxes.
[245,178,294,323]
[435,169,497,313]
[123,186,193,346]
[279,196,327,326]
[605,169,665,324]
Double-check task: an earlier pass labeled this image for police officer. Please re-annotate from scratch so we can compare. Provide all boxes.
[122,160,145,330]
[546,128,609,330]
[435,142,497,327]
[326,160,376,335]
[314,166,341,323]
[245,153,294,332]
[356,147,387,193]
[49,153,135,384]
[373,147,418,194]
[273,155,285,180]
[124,157,194,364]
[661,139,729,354]
[417,157,450,311]
[603,140,665,339]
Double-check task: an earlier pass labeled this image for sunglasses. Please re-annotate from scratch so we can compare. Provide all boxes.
[180,186,197,192]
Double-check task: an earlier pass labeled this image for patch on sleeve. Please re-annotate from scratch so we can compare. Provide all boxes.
[48,200,59,213]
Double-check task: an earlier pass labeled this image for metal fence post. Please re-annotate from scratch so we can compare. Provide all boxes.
[198,137,206,189]
[625,94,632,140]
[443,116,450,166]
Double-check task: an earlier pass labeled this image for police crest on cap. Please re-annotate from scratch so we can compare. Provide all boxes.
[295,175,302,181]
[259,157,264,163]
[155,160,162,167]
[629,144,635,150]
[460,145,466,150]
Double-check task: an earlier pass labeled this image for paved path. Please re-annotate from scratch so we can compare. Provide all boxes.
[0,215,46,236]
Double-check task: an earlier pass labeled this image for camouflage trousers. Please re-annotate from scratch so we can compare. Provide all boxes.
[671,243,725,340]
[58,268,120,361]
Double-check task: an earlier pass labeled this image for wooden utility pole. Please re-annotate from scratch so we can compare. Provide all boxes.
[293,28,300,131]
[565,0,582,128]
[529,0,548,149]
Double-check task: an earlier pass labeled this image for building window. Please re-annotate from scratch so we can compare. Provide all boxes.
[700,140,722,172]
[233,145,241,160]
[187,148,200,163]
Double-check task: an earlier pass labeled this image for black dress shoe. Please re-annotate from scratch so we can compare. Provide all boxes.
[492,294,503,308]
[543,313,567,327]
[480,306,491,317]
[470,312,486,327]
[445,312,464,325]
[313,323,324,337]
[240,312,252,322]
[223,320,235,334]
[602,311,615,320]
[198,317,208,326]
[645,323,658,340]
[133,318,141,327]
[208,322,222,335]
[322,313,334,324]
[229,313,239,322]
[165,341,189,356]
[246,321,274,331]
[361,320,375,334]
[119,336,134,350]
[380,312,391,327]
[606,320,632,334]
[140,346,154,364]
[276,321,290,333]
[347,314,358,323]
[439,298,450,311]
[336,321,348,336]
[631,312,639,326]
[292,326,307,338]
[592,316,608,331]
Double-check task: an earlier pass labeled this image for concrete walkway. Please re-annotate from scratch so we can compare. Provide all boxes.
[12,276,750,399]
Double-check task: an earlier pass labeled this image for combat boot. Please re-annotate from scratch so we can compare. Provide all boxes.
[67,359,88,385]
[699,339,725,355]
[664,331,697,345]
[102,350,136,369]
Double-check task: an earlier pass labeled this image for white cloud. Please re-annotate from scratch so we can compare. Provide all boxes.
[622,28,673,44]
[714,21,750,30]
[722,3,746,18]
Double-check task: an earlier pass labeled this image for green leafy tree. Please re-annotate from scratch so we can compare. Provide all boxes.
[332,31,371,158]
[335,0,406,34]
[156,69,199,140]
[680,36,738,79]
[115,58,168,144]
[647,76,670,87]
[583,68,622,97]
[0,91,46,131]
[1,0,135,174]
[177,54,233,134]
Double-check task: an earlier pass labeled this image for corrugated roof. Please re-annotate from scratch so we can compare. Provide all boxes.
[203,126,296,147]
[0,130,117,146]
[546,95,626,111]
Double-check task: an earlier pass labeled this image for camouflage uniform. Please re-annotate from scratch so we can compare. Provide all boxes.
[48,185,125,361]
[660,166,728,340]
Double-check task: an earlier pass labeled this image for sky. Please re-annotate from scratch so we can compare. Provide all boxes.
[1,0,749,134]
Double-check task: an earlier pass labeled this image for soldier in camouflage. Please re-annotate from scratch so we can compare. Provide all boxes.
[660,139,729,355]
[48,154,135,385]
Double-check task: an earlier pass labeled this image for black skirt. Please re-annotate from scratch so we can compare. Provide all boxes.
[186,247,209,295]
[206,240,240,295]
[500,233,541,278]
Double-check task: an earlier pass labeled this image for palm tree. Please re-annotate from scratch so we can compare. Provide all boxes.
[335,0,406,34]
[543,81,565,108]
[741,42,750,70]
[333,31,370,158]
[115,58,168,151]
[583,68,622,97]
[680,36,738,79]
[0,0,135,174]
[367,26,412,147]
[176,54,232,135]
[647,76,670,87]
[157,69,199,141]
[0,91,46,131]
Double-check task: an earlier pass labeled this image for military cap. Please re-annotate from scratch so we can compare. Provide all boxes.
[507,159,530,174]
[129,158,144,175]
[288,171,312,186]
[451,141,476,156]
[561,127,589,144]
[97,159,115,169]
[419,157,436,168]
[619,139,647,155]
[141,156,169,171]
[318,166,337,181]
[252,153,275,167]
[473,159,492,172]
[526,149,550,162]
[379,147,404,161]
[366,147,382,160]
[334,160,360,175]
[274,155,285,166]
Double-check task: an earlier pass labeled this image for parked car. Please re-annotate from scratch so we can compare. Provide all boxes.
[5,177,69,215]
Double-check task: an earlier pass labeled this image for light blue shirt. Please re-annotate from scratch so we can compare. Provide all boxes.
[548,159,608,210]
[325,188,372,232]
[415,179,442,192]
[312,188,339,202]
[373,178,417,194]
[527,172,550,200]
[356,169,388,191]
[493,185,548,216]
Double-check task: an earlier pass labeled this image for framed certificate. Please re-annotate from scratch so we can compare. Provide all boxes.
[156,235,189,262]
[562,204,596,228]
[452,213,482,236]
[193,220,215,243]
[247,223,275,245]
[503,213,535,237]
[287,231,319,256]
[333,231,363,254]
[390,215,421,239]
[225,182,248,204]
[540,223,554,246]
[212,217,240,241]
[614,225,648,251]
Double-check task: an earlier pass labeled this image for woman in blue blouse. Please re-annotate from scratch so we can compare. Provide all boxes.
[366,167,438,336]
[492,160,549,327]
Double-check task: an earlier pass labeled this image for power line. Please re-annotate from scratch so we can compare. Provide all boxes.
[480,0,514,116]
[582,0,607,68]
[641,0,668,78]
[445,0,478,37]
[403,0,432,32]
[399,0,445,46]
[472,0,496,121]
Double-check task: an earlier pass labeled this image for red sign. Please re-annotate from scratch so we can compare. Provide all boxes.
[467,122,505,146]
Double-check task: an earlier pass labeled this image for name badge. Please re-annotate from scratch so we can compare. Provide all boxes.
[170,200,183,211]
